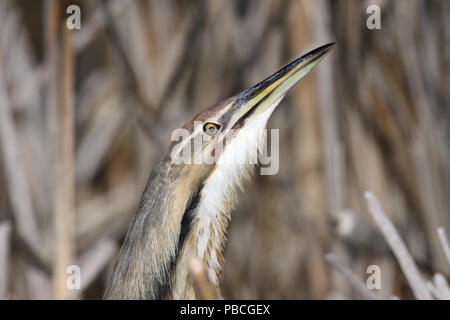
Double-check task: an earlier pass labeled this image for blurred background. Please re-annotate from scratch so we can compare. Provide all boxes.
[0,0,449,299]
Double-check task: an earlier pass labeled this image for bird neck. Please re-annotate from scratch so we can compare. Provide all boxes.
[104,159,206,299]
[104,143,256,299]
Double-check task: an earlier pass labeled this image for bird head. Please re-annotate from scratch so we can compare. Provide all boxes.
[169,43,335,183]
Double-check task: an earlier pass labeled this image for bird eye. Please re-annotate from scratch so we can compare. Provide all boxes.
[203,122,220,136]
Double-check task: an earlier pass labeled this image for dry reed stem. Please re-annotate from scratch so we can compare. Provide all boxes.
[437,228,450,271]
[364,191,432,299]
[188,255,219,300]
[78,238,118,291]
[52,24,76,299]
[325,253,379,300]
[0,221,11,299]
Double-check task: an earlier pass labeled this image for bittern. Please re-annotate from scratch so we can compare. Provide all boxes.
[104,43,334,299]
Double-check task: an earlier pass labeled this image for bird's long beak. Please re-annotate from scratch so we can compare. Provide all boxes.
[230,42,335,126]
